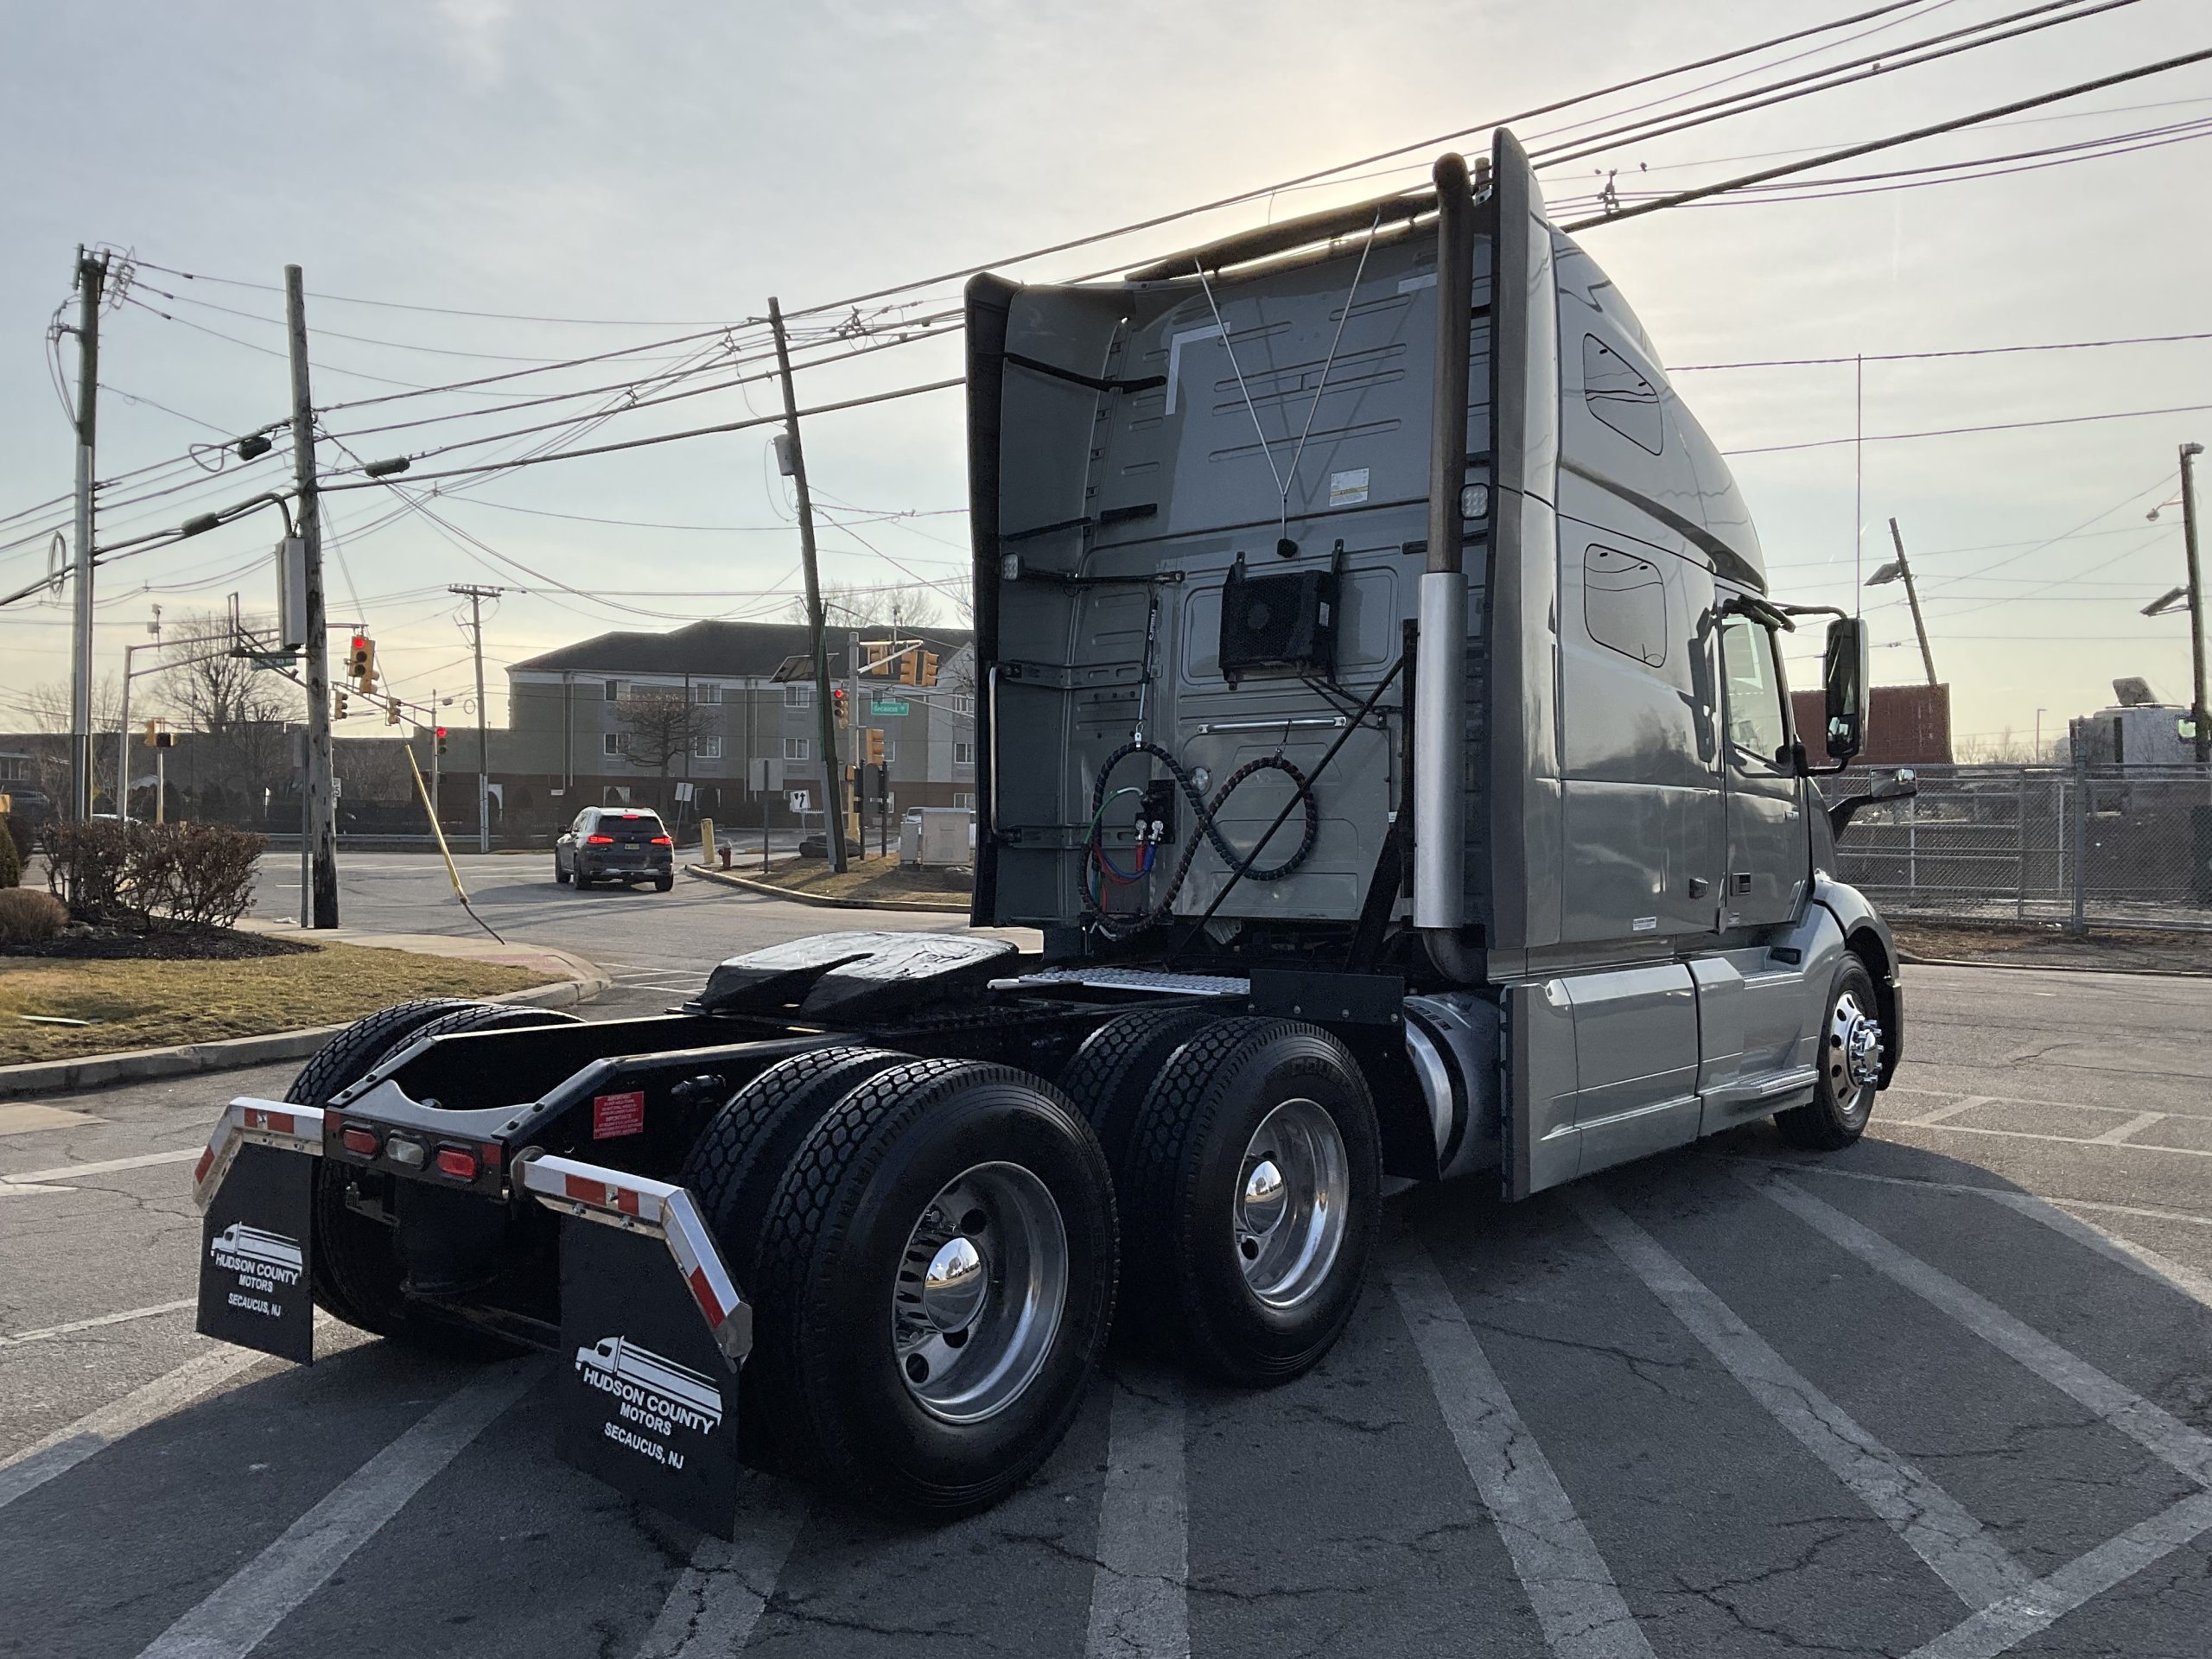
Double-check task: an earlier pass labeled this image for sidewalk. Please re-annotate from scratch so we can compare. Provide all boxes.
[0,928,608,1100]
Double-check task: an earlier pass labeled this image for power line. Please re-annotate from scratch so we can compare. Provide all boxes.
[1675,330,2212,371]
[1723,399,2212,455]
[1560,42,2212,231]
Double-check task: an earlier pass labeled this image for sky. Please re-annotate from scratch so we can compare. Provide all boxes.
[1,0,2207,758]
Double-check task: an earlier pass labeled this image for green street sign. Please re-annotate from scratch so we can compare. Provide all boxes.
[869,698,910,717]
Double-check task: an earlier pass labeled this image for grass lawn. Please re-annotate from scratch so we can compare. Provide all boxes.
[741,853,969,910]
[0,941,556,1065]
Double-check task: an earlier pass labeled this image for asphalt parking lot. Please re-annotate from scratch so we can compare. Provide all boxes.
[2,856,2208,1657]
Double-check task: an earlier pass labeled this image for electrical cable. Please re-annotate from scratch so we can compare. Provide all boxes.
[1725,399,2212,456]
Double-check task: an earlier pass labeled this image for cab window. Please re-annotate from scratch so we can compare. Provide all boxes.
[1719,615,1788,765]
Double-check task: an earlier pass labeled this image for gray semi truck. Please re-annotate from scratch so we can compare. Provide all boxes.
[192,130,1912,1533]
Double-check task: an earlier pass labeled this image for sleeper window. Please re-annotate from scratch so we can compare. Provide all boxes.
[1584,544,1667,666]
[1583,334,1663,454]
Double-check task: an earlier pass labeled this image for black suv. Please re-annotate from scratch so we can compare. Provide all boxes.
[555,806,675,891]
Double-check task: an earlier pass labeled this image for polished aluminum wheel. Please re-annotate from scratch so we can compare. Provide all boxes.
[1828,989,1883,1104]
[891,1162,1068,1425]
[1234,1097,1350,1311]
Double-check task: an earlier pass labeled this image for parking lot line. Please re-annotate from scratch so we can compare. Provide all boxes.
[1890,1122,2212,1160]
[1904,1491,2212,1659]
[1906,1096,1996,1127]
[0,1344,267,1512]
[633,1479,807,1659]
[1569,1189,2033,1611]
[1746,1173,2212,1491]
[0,1147,200,1194]
[1388,1243,1656,1659]
[0,1298,195,1348]
[2088,1110,2168,1146]
[1084,1370,1189,1659]
[136,1357,545,1659]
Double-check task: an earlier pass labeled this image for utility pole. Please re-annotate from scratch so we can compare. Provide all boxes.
[67,248,109,823]
[768,296,848,873]
[286,265,340,928]
[1882,518,1939,688]
[2180,442,2209,766]
[449,585,505,852]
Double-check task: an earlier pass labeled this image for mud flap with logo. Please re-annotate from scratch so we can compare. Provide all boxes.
[556,1216,741,1536]
[196,1142,316,1363]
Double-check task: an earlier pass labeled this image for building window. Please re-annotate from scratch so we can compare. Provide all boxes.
[0,755,27,783]
[953,741,976,766]
[694,735,723,760]
[783,683,812,709]
[879,740,897,764]
[602,733,627,757]
[602,679,623,702]
[783,736,810,761]
[693,683,721,704]
[947,694,974,715]
[954,791,976,809]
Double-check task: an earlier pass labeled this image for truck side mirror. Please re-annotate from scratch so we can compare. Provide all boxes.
[1821,616,1871,767]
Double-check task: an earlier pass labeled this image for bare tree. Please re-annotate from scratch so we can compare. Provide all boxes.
[787,582,945,631]
[156,612,302,820]
[613,688,721,810]
[17,675,124,806]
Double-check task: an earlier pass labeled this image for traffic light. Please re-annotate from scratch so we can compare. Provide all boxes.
[918,651,939,689]
[434,725,448,756]
[897,649,918,686]
[864,727,886,767]
[385,697,401,725]
[861,641,892,677]
[346,634,371,683]
[832,685,849,728]
[333,690,349,721]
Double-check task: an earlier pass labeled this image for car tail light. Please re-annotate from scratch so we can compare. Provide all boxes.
[434,1147,480,1181]
[385,1135,426,1169]
[340,1125,381,1158]
[650,835,672,846]
[585,833,614,845]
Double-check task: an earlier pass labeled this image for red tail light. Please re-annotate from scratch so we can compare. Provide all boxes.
[340,1125,381,1158]
[650,835,672,846]
[584,833,614,845]
[435,1147,480,1181]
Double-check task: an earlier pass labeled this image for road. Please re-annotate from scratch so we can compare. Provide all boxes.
[3,856,2209,1657]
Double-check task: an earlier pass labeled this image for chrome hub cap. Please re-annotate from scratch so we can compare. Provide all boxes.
[1235,1098,1350,1311]
[1829,991,1884,1098]
[893,1163,1067,1424]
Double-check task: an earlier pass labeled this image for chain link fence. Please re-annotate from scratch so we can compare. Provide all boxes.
[1816,764,2212,931]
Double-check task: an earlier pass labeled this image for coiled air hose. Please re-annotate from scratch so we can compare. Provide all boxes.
[1083,741,1319,938]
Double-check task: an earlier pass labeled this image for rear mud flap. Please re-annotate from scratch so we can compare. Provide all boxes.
[519,1154,752,1539]
[194,1101,325,1363]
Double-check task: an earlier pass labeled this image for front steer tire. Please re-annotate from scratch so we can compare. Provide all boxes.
[1118,1017,1380,1387]
[745,1058,1117,1517]
[1775,957,1884,1151]
[295,1000,579,1355]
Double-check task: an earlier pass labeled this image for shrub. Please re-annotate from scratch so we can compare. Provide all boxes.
[39,818,264,929]
[0,887,67,944]
[0,819,20,888]
[155,821,266,928]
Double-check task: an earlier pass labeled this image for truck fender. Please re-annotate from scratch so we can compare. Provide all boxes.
[1813,876,1903,1085]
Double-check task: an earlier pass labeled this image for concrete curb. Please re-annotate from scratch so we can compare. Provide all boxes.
[0,962,611,1101]
[1897,951,2212,979]
[682,861,969,914]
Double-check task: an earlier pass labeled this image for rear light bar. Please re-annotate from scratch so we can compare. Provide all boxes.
[194,1099,326,1208]
[515,1151,751,1363]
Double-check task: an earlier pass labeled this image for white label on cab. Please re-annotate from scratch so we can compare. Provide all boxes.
[1329,467,1371,507]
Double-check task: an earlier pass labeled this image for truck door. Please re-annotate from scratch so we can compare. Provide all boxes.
[1716,610,1806,929]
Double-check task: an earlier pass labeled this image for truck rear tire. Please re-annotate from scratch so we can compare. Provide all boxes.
[1118,1018,1379,1387]
[679,1045,910,1290]
[1057,1005,1217,1172]
[1775,958,1883,1151]
[301,1001,580,1353]
[746,1058,1117,1516]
